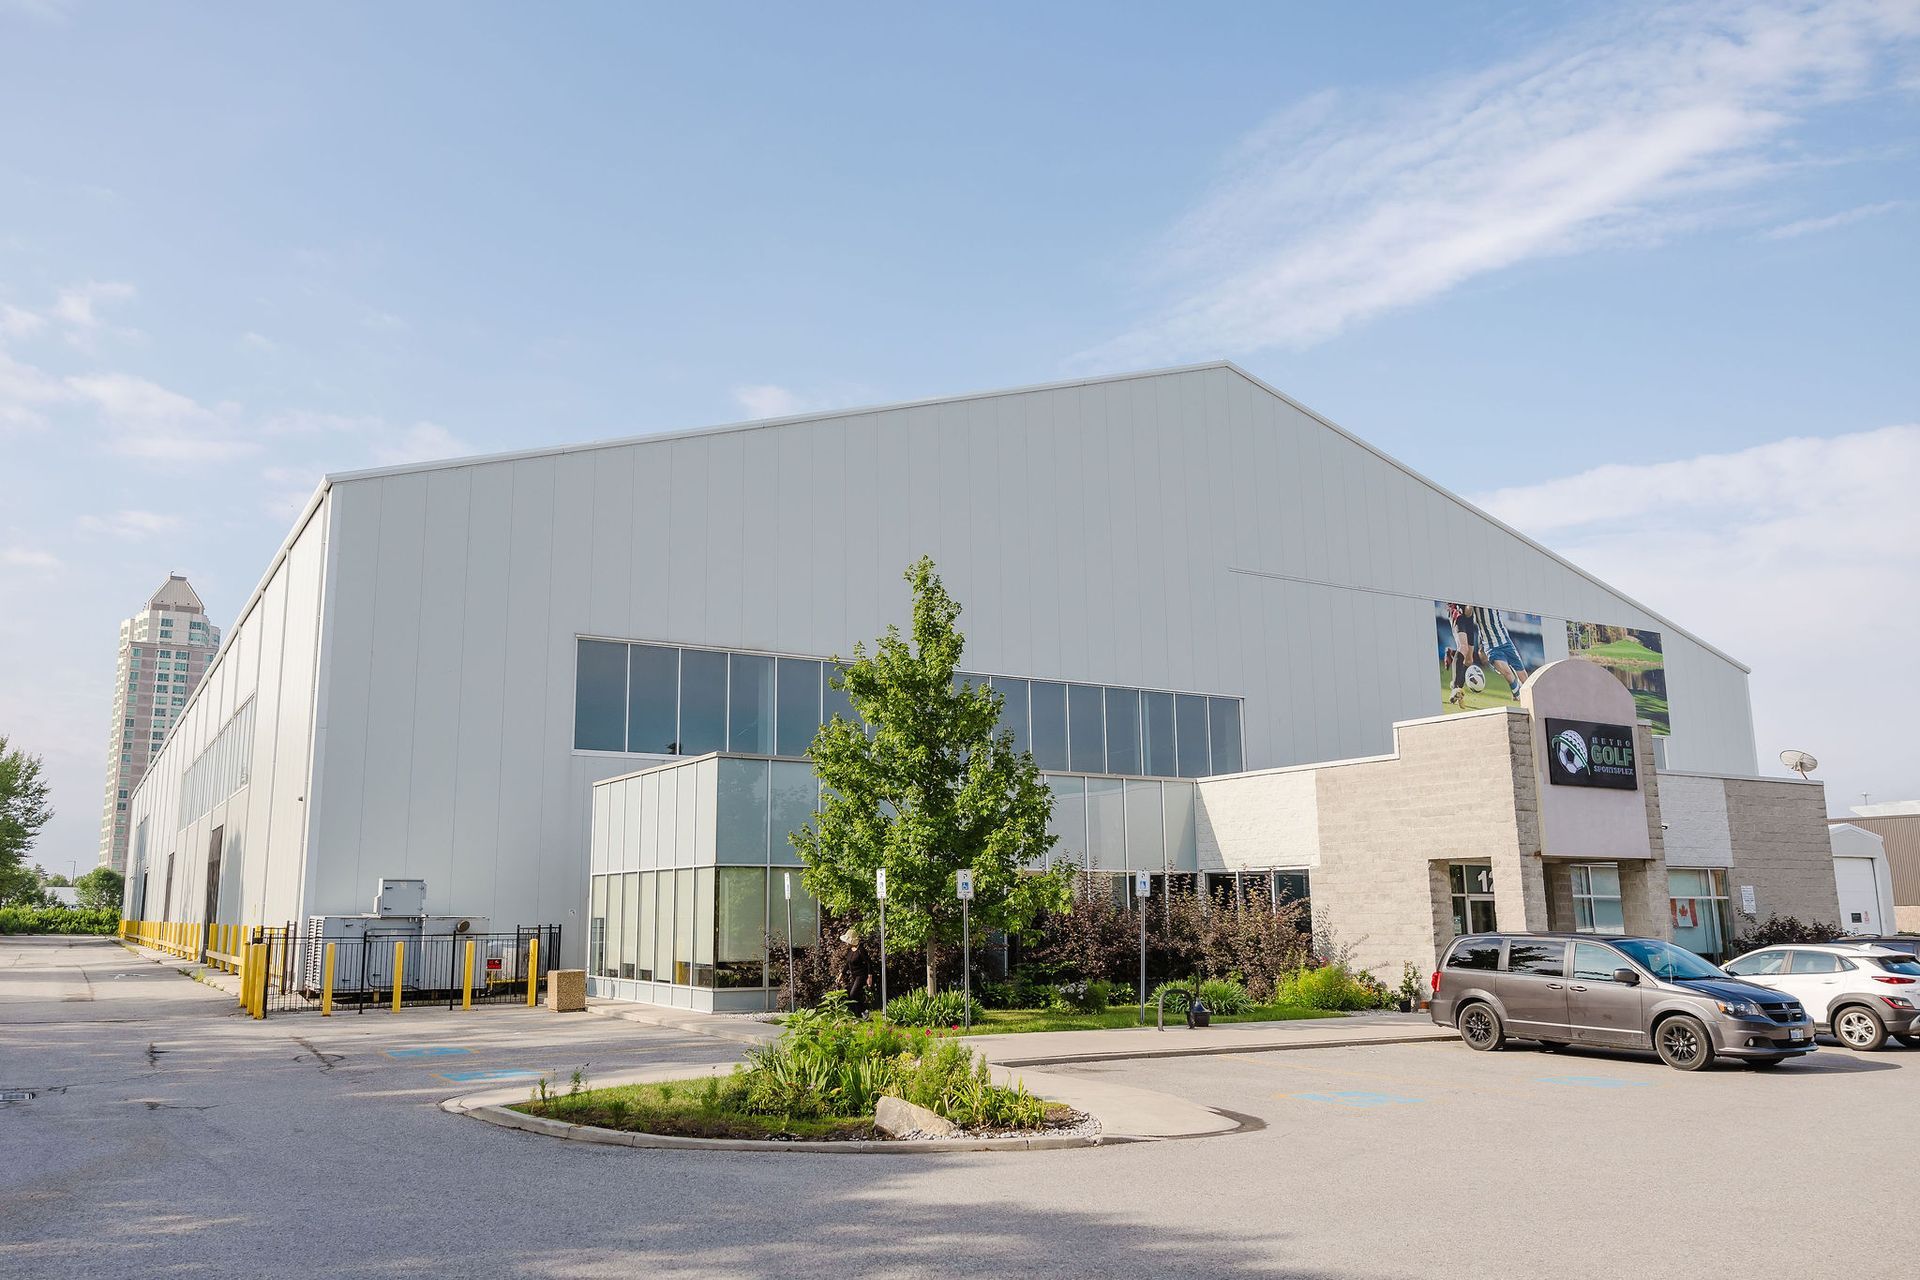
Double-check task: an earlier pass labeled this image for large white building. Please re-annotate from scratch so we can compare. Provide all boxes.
[99,575,219,872]
[122,363,1829,994]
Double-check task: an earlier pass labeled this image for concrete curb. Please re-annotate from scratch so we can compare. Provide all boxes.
[441,1067,1105,1154]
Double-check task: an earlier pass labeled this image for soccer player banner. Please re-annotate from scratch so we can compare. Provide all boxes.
[1566,621,1670,736]
[1434,602,1547,714]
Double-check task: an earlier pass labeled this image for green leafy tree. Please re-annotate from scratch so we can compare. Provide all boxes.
[0,736,54,907]
[794,557,1069,995]
[74,866,126,913]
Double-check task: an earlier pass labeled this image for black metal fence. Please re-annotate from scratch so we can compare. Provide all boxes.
[244,924,562,1015]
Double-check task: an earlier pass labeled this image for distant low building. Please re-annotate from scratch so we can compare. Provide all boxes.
[1830,804,1920,933]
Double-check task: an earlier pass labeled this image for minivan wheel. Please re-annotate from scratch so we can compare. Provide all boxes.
[1655,1015,1715,1071]
[1834,1006,1887,1051]
[1458,1003,1504,1051]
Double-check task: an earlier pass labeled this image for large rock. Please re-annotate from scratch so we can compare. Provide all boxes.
[874,1094,958,1138]
[545,969,587,1012]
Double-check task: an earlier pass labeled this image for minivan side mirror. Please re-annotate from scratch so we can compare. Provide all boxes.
[1613,967,1641,986]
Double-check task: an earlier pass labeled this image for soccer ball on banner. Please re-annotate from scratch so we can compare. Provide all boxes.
[1464,664,1487,693]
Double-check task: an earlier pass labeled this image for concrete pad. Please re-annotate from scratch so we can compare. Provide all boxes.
[988,1065,1239,1140]
[584,998,782,1046]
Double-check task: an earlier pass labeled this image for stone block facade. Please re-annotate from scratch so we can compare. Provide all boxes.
[1194,700,1836,983]
[1722,777,1839,929]
[1308,710,1536,982]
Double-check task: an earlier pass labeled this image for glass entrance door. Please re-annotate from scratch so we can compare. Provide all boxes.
[1450,863,1497,934]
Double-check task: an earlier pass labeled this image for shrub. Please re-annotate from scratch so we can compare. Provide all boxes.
[1047,979,1113,1013]
[0,906,119,936]
[1276,963,1391,1011]
[1150,981,1193,1015]
[1020,873,1313,999]
[1731,914,1844,951]
[730,989,1046,1130]
[1197,977,1254,1015]
[978,975,1051,1009]
[894,1039,1047,1129]
[884,988,984,1028]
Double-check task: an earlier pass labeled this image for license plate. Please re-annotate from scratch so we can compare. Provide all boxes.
[1790,1029,1806,1042]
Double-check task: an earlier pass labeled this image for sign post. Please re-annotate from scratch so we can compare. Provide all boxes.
[783,871,796,1011]
[955,869,974,1033]
[876,867,888,1017]
[1135,870,1152,1025]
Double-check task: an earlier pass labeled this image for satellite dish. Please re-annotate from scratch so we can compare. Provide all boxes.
[1779,749,1819,779]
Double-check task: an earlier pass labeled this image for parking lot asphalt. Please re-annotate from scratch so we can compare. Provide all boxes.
[5,935,1918,1280]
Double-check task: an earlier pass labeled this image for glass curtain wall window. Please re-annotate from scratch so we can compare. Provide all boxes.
[1669,868,1731,959]
[573,639,1242,780]
[1571,864,1626,934]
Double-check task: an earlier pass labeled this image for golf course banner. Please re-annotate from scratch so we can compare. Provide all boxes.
[1434,601,1547,715]
[1565,621,1670,735]
[1544,718,1639,790]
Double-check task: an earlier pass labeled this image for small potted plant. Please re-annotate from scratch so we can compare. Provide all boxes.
[1396,962,1424,1013]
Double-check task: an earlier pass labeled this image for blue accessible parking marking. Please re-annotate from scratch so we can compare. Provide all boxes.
[1291,1090,1421,1108]
[1537,1075,1650,1089]
[386,1046,473,1059]
[438,1068,543,1083]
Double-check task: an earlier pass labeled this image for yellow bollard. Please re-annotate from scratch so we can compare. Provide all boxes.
[249,943,266,1018]
[321,943,336,1017]
[391,940,404,1013]
[462,939,475,1011]
[526,936,539,1007]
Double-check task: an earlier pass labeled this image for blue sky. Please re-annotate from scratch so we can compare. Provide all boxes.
[3,0,1917,869]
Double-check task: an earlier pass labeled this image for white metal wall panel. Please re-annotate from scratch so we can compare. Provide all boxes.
[172,362,1762,968]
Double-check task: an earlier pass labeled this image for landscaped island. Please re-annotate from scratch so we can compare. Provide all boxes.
[514,994,1081,1142]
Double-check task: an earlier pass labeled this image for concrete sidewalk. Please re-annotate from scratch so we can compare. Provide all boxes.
[586,997,783,1046]
[968,1013,1457,1067]
[586,997,1454,1064]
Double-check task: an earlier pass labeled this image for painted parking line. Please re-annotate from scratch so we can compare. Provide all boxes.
[438,1068,544,1083]
[1536,1075,1650,1089]
[386,1046,473,1059]
[1288,1090,1422,1108]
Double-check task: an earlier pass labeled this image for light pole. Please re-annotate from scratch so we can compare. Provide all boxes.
[1136,870,1151,1025]
[955,869,974,1033]
[782,871,796,1011]
[876,867,888,1016]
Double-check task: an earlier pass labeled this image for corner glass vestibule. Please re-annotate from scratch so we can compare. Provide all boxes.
[588,752,1218,1012]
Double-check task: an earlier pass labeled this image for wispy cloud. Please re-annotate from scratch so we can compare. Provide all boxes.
[0,348,73,432]
[1090,0,1920,364]
[731,384,812,418]
[0,546,62,572]
[66,371,260,462]
[77,509,183,540]
[371,421,468,465]
[1,304,44,340]
[1760,199,1907,239]
[1475,423,1920,803]
[51,280,134,329]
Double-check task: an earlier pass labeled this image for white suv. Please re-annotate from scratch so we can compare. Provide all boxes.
[1722,943,1920,1051]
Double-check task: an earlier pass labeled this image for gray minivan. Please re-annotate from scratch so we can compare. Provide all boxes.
[1430,932,1816,1070]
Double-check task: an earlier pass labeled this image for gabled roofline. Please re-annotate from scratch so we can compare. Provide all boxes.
[1216,364,1750,674]
[322,360,1243,485]
[318,357,1744,671]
